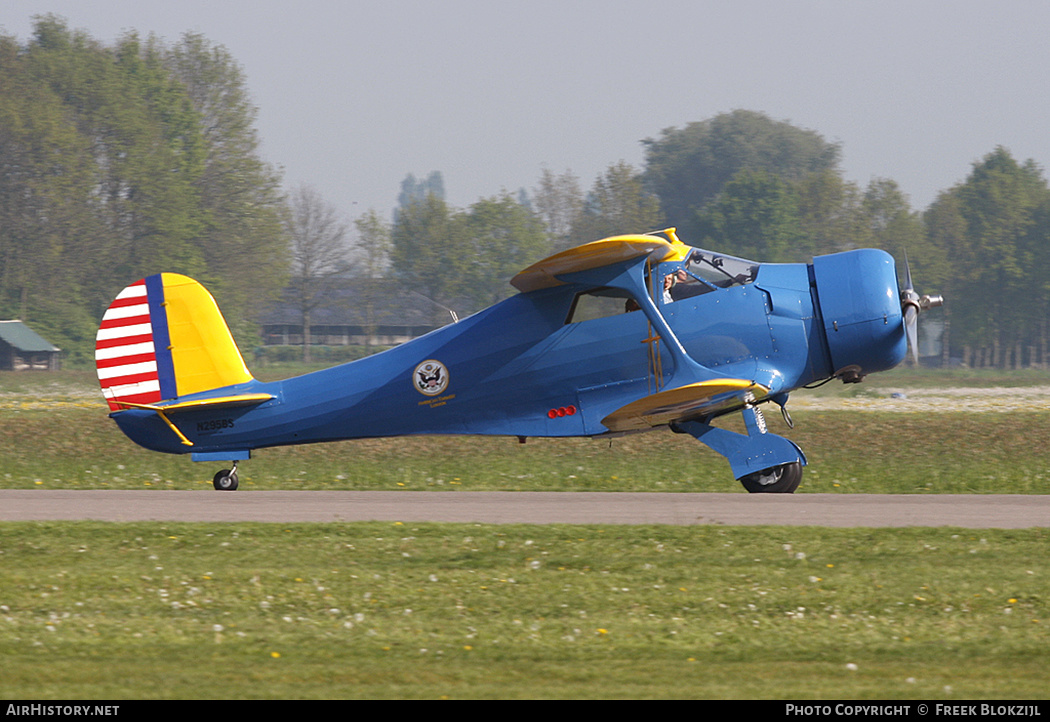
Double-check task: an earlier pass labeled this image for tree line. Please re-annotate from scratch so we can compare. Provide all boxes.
[3,18,1049,368]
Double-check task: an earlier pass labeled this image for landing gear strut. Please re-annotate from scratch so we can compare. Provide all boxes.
[213,463,239,491]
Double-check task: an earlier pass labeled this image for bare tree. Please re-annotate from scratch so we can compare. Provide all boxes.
[533,167,584,252]
[286,184,352,362]
[353,208,393,351]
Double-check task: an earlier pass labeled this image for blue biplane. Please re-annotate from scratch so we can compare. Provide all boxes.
[95,228,940,492]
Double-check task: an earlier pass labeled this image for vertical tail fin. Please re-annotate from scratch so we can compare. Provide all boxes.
[96,273,253,411]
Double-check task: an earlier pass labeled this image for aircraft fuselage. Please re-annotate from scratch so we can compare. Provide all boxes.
[111,247,906,459]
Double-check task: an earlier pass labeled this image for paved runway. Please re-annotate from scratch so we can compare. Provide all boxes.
[1,490,1048,527]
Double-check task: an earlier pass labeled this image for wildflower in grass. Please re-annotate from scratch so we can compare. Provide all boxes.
[270,652,280,659]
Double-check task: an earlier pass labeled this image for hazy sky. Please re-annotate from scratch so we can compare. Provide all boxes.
[5,1,1050,229]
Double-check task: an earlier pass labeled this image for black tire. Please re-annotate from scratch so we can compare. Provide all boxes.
[739,461,802,494]
[213,469,239,491]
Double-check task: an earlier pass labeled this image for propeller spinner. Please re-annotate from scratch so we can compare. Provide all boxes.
[900,253,943,363]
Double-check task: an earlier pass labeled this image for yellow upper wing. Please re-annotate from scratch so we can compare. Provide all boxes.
[511,230,691,293]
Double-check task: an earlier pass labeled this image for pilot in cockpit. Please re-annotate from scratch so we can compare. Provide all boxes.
[663,268,707,303]
[663,249,759,303]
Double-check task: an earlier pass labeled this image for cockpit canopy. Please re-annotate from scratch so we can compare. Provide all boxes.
[663,248,759,303]
[685,249,759,288]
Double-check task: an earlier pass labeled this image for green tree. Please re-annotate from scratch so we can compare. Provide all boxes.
[925,147,1050,366]
[462,192,551,306]
[569,161,663,245]
[0,29,104,359]
[164,32,290,345]
[793,169,866,256]
[0,18,207,358]
[390,193,469,324]
[0,17,288,361]
[694,169,806,262]
[109,33,207,277]
[642,110,841,240]
[1024,197,1050,365]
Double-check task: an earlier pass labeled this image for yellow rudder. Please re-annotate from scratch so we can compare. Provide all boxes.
[160,273,253,397]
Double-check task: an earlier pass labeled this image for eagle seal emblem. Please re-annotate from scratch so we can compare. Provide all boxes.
[413,360,449,396]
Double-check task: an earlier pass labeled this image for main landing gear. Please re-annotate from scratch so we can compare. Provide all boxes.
[674,403,807,494]
[738,461,803,494]
[213,463,239,491]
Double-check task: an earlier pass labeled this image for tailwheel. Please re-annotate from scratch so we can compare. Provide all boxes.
[213,466,239,491]
[739,461,802,494]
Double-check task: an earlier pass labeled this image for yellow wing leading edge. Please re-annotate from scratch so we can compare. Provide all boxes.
[511,229,691,293]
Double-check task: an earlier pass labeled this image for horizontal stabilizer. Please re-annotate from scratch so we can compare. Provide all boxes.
[111,393,275,414]
[511,231,690,293]
[110,393,274,447]
[601,379,768,432]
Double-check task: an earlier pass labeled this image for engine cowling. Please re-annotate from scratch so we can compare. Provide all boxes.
[811,249,907,381]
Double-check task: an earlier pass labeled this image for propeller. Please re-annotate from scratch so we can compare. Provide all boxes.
[899,252,943,363]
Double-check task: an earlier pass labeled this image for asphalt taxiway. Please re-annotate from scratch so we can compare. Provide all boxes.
[1,490,1047,528]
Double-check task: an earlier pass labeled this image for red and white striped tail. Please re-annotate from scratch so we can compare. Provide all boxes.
[95,279,162,411]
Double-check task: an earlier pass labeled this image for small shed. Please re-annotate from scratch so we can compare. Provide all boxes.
[0,320,61,371]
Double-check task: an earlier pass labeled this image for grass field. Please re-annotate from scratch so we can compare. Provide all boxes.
[0,522,1046,699]
[1,366,1048,699]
